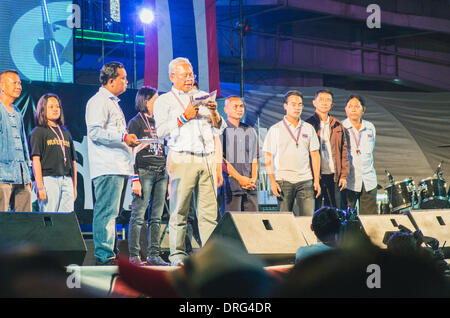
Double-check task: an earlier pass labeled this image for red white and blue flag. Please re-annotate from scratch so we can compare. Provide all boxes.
[144,0,220,95]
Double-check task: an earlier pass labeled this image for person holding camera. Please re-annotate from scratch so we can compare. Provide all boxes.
[295,206,342,262]
[387,227,449,275]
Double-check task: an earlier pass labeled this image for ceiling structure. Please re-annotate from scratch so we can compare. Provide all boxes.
[73,0,450,92]
[216,0,450,92]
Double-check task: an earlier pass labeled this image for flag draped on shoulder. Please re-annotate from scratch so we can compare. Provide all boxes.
[144,0,220,95]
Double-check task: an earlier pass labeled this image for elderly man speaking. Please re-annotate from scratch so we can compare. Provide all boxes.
[154,57,226,266]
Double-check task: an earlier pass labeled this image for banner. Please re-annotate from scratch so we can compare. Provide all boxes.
[144,0,220,95]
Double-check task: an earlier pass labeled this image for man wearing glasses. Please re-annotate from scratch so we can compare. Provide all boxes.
[153,57,226,266]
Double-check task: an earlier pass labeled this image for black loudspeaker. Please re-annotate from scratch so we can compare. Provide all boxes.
[207,212,307,264]
[0,212,87,266]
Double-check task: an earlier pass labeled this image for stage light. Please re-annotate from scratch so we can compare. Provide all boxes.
[139,9,154,24]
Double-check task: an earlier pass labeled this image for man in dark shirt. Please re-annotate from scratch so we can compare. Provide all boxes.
[305,89,348,210]
[222,96,259,212]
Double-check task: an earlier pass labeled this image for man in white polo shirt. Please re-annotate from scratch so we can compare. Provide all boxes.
[263,90,321,216]
[342,94,377,214]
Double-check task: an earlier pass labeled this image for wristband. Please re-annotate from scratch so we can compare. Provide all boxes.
[37,187,45,191]
[179,112,189,125]
[132,175,140,183]
[122,133,128,142]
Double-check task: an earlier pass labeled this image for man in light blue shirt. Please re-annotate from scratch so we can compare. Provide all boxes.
[0,70,32,212]
[85,62,140,265]
[153,57,226,266]
[342,95,377,214]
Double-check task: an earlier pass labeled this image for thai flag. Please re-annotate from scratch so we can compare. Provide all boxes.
[143,0,220,95]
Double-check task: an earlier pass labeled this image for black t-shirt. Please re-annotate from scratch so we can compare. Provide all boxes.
[29,126,77,177]
[127,113,165,173]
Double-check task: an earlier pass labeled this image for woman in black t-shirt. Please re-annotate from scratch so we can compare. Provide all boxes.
[127,86,169,266]
[29,93,77,212]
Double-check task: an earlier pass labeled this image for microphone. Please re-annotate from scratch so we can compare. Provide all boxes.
[434,160,443,179]
[385,170,395,184]
[187,88,198,105]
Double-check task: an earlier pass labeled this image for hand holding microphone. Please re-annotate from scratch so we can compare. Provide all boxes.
[184,101,199,120]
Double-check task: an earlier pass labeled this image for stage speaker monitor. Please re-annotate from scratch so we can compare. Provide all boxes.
[208,212,307,264]
[408,209,450,253]
[0,212,87,266]
[295,216,317,246]
[357,214,415,248]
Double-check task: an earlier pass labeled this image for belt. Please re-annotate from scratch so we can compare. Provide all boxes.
[179,151,212,157]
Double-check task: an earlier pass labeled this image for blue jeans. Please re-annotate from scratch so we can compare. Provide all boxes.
[277,179,315,216]
[92,174,127,262]
[39,175,74,212]
[128,169,168,258]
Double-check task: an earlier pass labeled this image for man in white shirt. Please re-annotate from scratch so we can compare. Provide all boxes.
[153,57,226,266]
[85,62,140,265]
[342,94,377,214]
[263,90,321,216]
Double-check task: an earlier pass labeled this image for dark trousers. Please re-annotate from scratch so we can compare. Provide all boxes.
[277,180,315,216]
[344,184,377,215]
[315,174,342,210]
[224,192,258,212]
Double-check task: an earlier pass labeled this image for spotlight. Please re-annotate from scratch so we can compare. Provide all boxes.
[139,9,154,24]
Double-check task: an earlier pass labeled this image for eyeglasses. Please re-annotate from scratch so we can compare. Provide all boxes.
[174,73,197,80]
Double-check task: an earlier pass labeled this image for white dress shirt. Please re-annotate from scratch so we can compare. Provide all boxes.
[85,87,133,180]
[153,87,226,154]
[263,117,320,183]
[342,118,377,192]
[319,118,335,174]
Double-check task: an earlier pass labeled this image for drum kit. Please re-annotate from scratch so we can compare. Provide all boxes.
[381,161,450,214]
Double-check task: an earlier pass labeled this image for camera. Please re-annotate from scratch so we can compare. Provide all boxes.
[335,207,365,243]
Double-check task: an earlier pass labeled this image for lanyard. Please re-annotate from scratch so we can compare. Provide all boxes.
[49,125,67,165]
[282,118,302,148]
[139,112,164,156]
[350,127,362,155]
[171,90,188,111]
[139,112,153,137]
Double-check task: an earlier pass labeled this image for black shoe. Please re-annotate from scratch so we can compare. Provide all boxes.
[95,258,116,266]
[146,256,170,266]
